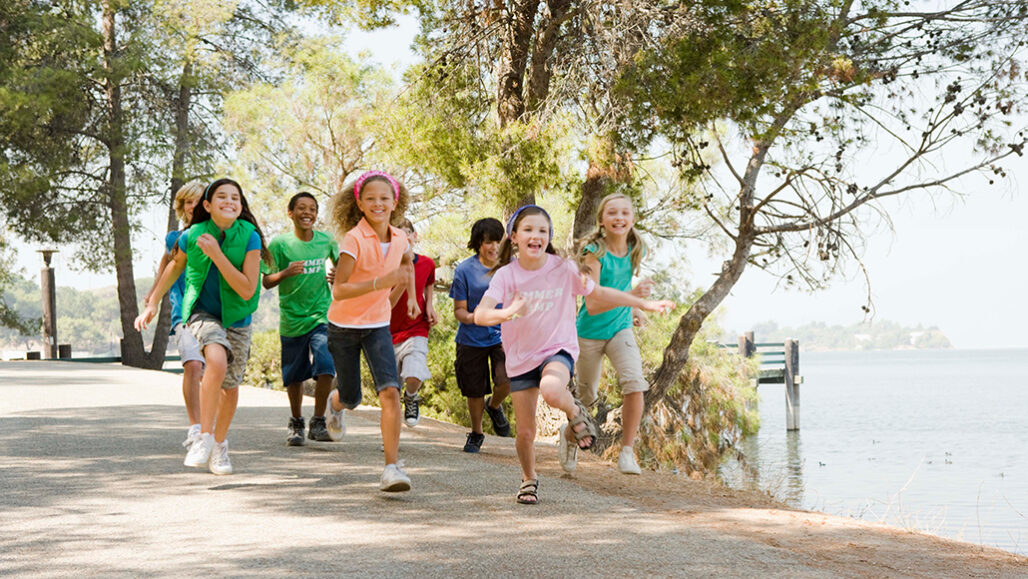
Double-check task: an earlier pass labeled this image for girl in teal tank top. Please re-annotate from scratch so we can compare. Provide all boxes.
[573,193,667,476]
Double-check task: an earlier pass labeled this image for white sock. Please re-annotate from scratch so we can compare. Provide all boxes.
[188,424,201,435]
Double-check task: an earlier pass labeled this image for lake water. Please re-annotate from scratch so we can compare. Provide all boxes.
[719,348,1028,556]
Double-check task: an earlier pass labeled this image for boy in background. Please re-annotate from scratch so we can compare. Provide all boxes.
[389,218,436,427]
[263,192,339,445]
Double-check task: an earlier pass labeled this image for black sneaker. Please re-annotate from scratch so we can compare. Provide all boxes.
[287,417,305,446]
[403,391,421,428]
[463,432,485,453]
[484,396,511,437]
[308,416,332,442]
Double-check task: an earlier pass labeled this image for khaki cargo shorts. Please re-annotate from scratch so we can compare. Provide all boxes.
[186,311,253,389]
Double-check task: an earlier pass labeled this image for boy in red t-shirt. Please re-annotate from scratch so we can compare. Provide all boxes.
[389,219,437,427]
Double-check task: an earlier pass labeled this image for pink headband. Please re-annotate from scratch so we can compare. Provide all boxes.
[353,170,400,201]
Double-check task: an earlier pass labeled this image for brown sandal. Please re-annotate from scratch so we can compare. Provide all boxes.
[516,478,539,504]
[567,399,598,450]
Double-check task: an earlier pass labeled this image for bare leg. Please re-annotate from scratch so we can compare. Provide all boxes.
[313,375,332,416]
[621,392,644,448]
[468,396,485,434]
[490,381,510,408]
[510,388,538,482]
[286,383,303,418]
[538,363,592,449]
[213,387,239,443]
[379,387,402,465]
[199,344,227,436]
[182,360,202,425]
[404,377,421,396]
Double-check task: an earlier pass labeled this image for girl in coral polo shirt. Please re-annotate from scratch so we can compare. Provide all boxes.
[324,171,417,492]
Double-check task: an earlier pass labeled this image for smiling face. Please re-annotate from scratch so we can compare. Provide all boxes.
[289,196,318,233]
[478,238,501,266]
[356,180,396,227]
[599,196,634,239]
[203,184,242,226]
[511,213,551,261]
[182,197,199,226]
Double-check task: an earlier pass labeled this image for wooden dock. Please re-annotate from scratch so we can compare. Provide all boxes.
[728,331,803,431]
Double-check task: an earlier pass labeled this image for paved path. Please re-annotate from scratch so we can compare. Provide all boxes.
[1,361,1025,578]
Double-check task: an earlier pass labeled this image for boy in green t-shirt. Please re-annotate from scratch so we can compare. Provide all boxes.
[263,192,340,445]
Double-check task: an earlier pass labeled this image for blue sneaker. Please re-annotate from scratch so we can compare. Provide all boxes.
[463,432,484,453]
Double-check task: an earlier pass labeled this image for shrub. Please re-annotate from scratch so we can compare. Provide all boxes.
[242,329,282,390]
[588,294,760,477]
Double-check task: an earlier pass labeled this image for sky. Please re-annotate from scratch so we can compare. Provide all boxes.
[9,14,1028,349]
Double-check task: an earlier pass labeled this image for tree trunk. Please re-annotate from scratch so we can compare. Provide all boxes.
[645,141,768,408]
[496,0,539,129]
[573,161,607,241]
[167,61,192,232]
[102,1,147,369]
[145,60,195,368]
[496,0,541,214]
[524,0,571,113]
[594,142,771,453]
[572,136,633,241]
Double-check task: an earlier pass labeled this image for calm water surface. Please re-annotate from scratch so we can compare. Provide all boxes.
[720,348,1028,555]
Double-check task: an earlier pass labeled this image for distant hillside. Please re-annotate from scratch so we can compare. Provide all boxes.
[726,320,953,351]
[0,273,281,356]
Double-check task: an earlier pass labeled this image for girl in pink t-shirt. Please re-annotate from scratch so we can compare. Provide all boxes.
[474,205,673,504]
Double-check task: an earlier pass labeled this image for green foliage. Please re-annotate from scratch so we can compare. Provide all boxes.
[241,329,282,390]
[382,62,581,212]
[616,1,834,146]
[633,307,761,475]
[0,273,153,355]
[292,0,428,29]
[222,36,397,235]
[0,0,107,244]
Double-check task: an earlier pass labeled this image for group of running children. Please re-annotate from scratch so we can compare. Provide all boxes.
[135,171,674,504]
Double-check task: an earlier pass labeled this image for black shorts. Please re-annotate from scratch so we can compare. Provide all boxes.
[455,342,509,398]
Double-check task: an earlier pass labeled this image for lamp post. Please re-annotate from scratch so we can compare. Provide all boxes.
[38,249,58,359]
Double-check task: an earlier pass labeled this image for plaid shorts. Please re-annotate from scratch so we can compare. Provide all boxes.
[187,311,253,389]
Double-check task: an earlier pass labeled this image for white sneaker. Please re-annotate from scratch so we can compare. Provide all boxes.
[184,433,213,468]
[326,392,346,441]
[209,440,233,475]
[380,463,411,492]
[182,424,201,451]
[558,422,577,473]
[618,446,641,475]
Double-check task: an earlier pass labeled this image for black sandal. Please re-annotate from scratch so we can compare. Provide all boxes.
[516,478,539,504]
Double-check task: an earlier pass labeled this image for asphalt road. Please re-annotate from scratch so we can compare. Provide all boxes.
[1,361,1024,578]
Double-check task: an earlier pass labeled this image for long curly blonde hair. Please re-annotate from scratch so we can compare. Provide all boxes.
[331,172,410,234]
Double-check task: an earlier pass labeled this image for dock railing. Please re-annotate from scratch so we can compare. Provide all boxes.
[723,331,803,431]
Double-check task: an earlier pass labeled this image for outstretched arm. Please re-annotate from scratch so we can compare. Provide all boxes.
[143,251,172,304]
[473,295,527,326]
[135,251,187,331]
[425,280,437,326]
[581,252,655,316]
[586,285,674,315]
